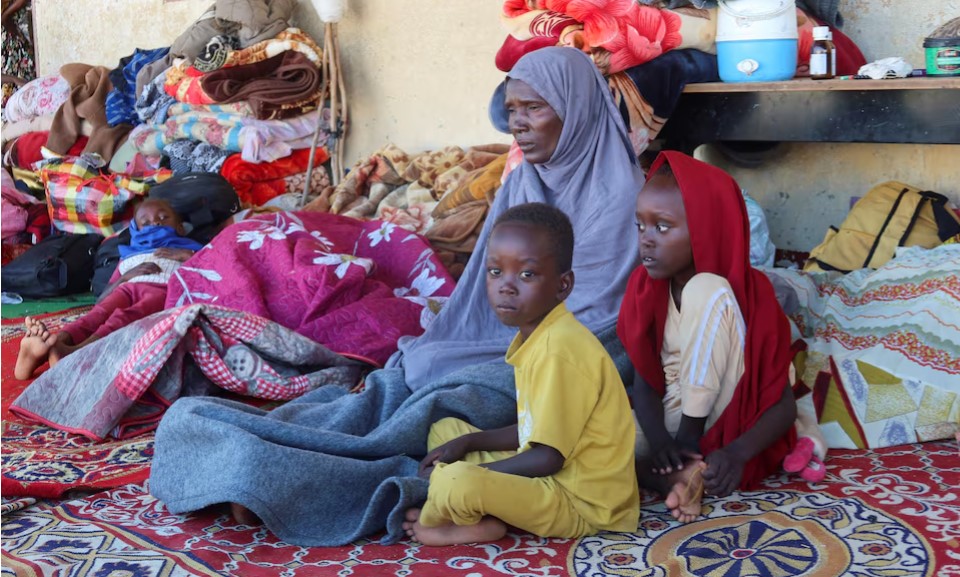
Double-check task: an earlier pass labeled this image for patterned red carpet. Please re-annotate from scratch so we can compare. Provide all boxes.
[3,440,957,576]
[3,310,958,575]
[1,309,155,499]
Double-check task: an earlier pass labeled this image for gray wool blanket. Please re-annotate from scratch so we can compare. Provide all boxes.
[150,325,631,546]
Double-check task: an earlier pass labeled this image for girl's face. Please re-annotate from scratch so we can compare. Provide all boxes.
[634,172,696,286]
[504,79,563,165]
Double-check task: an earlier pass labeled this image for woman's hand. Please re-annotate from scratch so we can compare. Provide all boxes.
[418,436,472,478]
[154,248,195,262]
[702,447,745,497]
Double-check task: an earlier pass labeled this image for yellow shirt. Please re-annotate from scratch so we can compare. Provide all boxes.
[505,302,640,532]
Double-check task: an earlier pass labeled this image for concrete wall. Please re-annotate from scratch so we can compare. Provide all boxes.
[702,1,960,250]
[33,0,960,250]
[33,0,211,73]
[33,0,511,163]
[698,144,960,251]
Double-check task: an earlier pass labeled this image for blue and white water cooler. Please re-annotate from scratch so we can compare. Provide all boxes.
[716,0,798,82]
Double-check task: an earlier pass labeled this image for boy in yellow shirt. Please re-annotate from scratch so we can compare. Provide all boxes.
[403,202,640,546]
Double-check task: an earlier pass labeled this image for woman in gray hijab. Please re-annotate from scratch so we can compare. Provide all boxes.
[394,46,643,390]
[150,47,643,546]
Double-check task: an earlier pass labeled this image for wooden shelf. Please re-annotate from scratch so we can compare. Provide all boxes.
[659,75,960,149]
[683,77,960,93]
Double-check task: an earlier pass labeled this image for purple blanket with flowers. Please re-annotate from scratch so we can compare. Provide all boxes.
[165,211,456,366]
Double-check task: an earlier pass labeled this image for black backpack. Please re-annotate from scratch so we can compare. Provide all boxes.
[1,233,103,298]
[90,229,131,297]
[148,173,240,244]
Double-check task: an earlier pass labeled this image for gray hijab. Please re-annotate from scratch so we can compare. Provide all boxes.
[391,47,642,391]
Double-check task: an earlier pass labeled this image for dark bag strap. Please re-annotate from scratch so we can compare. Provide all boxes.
[898,195,928,247]
[919,190,960,241]
[864,187,911,268]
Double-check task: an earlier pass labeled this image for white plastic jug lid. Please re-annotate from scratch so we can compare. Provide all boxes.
[718,0,794,20]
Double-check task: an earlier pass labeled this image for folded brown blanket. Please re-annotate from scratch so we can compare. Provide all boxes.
[425,199,489,253]
[433,152,508,218]
[46,64,131,162]
[425,199,491,279]
[200,50,320,119]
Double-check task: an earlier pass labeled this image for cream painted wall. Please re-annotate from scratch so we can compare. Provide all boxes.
[33,0,960,249]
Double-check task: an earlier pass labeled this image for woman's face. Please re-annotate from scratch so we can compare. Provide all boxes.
[504,79,563,165]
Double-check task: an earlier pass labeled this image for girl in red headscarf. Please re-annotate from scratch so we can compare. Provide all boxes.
[617,151,799,523]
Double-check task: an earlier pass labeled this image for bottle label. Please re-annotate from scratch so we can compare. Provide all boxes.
[811,53,828,75]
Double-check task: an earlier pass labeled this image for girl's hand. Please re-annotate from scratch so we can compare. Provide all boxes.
[651,438,701,475]
[702,447,745,497]
[154,248,195,262]
[418,436,471,478]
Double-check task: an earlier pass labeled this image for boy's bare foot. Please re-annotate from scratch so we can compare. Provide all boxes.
[14,317,57,379]
[664,460,706,524]
[230,503,262,526]
[407,514,507,547]
[402,508,421,538]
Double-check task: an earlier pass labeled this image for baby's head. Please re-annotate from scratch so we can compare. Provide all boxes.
[635,162,695,283]
[485,202,575,338]
[134,199,185,236]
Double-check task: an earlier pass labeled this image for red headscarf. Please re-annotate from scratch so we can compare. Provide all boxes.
[617,151,795,489]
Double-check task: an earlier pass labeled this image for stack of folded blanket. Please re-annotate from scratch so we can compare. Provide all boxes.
[127,20,333,207]
[2,0,335,213]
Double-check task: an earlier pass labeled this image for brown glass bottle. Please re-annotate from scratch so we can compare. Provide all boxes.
[810,26,836,79]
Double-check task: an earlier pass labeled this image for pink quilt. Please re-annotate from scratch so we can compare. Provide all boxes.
[166,211,456,366]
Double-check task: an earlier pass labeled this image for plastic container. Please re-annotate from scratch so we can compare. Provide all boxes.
[716,0,798,82]
[923,37,960,76]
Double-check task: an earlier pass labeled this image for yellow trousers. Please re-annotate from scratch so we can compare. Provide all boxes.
[418,417,593,538]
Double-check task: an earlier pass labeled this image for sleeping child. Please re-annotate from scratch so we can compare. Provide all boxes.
[618,151,822,523]
[401,202,640,546]
[14,198,203,379]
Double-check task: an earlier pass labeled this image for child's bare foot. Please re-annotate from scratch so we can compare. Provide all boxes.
[230,503,262,526]
[47,333,75,368]
[14,317,57,379]
[664,460,706,524]
[407,513,507,547]
[402,508,421,539]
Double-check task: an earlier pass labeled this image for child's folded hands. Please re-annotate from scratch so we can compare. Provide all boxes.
[418,436,472,479]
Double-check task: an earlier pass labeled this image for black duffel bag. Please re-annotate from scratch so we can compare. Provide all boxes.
[90,229,132,297]
[148,173,241,244]
[1,232,103,298]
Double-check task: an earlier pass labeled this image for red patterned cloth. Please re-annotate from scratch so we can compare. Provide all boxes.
[220,147,328,206]
[11,131,88,168]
